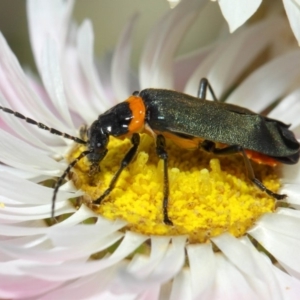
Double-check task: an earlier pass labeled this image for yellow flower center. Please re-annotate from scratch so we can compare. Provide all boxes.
[67,133,279,243]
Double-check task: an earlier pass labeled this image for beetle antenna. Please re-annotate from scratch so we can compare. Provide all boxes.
[0,105,87,145]
[51,150,93,220]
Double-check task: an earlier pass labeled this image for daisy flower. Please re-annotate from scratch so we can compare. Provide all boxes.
[214,0,300,45]
[1,0,300,299]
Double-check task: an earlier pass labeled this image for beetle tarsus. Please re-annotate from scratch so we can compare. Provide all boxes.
[252,178,287,200]
[164,216,174,226]
[93,193,107,205]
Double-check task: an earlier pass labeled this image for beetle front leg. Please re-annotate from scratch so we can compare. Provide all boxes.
[201,140,287,200]
[156,134,173,226]
[93,133,140,205]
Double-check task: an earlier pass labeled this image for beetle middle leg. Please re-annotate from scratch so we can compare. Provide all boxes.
[201,140,287,200]
[156,134,173,226]
[93,133,140,205]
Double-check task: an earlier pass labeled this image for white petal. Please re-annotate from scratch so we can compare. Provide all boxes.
[169,268,192,300]
[139,0,207,89]
[0,272,62,299]
[0,223,48,237]
[254,211,300,240]
[76,20,112,111]
[36,266,122,300]
[212,254,258,299]
[0,164,49,181]
[241,236,297,299]
[184,42,225,97]
[62,47,99,123]
[140,236,185,282]
[282,0,300,45]
[227,50,300,112]
[186,243,215,298]
[185,18,281,98]
[112,14,139,102]
[138,285,161,300]
[0,205,73,223]
[0,220,47,237]
[96,52,118,103]
[268,87,300,127]
[277,207,300,219]
[40,38,74,129]
[0,231,124,263]
[281,164,300,185]
[212,234,277,299]
[212,234,265,278]
[272,265,300,300]
[174,44,214,91]
[0,171,73,205]
[1,201,69,217]
[118,236,186,290]
[0,89,63,151]
[218,0,262,32]
[0,33,70,147]
[292,125,300,141]
[48,220,125,247]
[249,213,300,279]
[0,129,62,175]
[281,184,300,207]
[125,236,171,278]
[54,204,101,226]
[27,0,74,70]
[0,234,48,249]
[21,232,148,280]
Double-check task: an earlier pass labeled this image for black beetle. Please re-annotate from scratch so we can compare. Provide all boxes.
[1,78,299,225]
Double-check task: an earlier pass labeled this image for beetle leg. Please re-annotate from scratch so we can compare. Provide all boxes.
[52,150,92,220]
[201,140,287,200]
[197,78,218,101]
[93,133,140,205]
[156,134,173,226]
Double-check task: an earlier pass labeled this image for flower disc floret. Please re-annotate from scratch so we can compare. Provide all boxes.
[68,133,279,243]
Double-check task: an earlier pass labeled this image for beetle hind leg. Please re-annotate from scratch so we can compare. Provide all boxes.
[197,78,218,101]
[201,140,287,200]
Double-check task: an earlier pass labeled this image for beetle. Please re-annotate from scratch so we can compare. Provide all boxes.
[0,78,299,225]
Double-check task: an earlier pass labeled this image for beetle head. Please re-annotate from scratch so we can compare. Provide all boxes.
[85,102,133,174]
[86,120,109,174]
